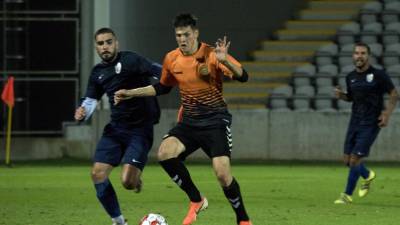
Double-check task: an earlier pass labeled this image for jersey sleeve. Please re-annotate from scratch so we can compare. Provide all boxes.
[84,69,104,100]
[160,54,178,87]
[128,53,162,78]
[381,71,395,94]
[210,53,242,80]
[345,75,353,101]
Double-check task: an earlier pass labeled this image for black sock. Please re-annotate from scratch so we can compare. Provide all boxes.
[94,179,121,218]
[159,158,202,202]
[223,178,249,223]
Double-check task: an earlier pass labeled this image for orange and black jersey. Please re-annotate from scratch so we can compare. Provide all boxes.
[159,42,245,127]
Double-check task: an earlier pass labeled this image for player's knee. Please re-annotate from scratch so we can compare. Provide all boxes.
[91,170,108,183]
[215,171,232,187]
[121,178,138,190]
[349,160,359,167]
[349,156,361,167]
[157,138,179,161]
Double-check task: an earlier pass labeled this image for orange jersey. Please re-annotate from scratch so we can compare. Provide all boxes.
[160,42,241,121]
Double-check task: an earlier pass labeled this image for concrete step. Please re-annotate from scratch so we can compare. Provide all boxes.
[298,9,359,20]
[285,20,351,30]
[242,61,309,73]
[224,92,269,105]
[249,71,292,82]
[275,29,336,41]
[224,82,286,93]
[227,103,266,109]
[308,0,370,10]
[252,50,315,62]
[260,40,331,51]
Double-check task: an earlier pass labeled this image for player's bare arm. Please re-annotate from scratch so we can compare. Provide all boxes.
[215,36,243,78]
[114,85,156,105]
[378,88,398,127]
[334,86,350,101]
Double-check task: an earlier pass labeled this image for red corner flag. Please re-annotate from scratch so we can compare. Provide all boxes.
[2,76,15,108]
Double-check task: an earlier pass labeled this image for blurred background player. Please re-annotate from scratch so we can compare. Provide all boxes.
[74,27,161,225]
[334,42,398,204]
[114,13,252,225]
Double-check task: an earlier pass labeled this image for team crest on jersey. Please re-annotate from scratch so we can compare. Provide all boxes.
[115,62,122,74]
[366,73,374,82]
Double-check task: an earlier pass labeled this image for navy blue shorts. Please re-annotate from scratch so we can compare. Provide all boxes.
[344,123,380,157]
[93,122,154,170]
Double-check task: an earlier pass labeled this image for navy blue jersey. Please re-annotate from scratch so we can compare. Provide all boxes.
[345,66,394,123]
[85,51,161,126]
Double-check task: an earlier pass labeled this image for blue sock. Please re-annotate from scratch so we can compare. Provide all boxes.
[95,179,121,218]
[358,163,370,179]
[345,166,360,195]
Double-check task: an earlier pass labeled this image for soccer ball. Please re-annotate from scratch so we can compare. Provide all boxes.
[139,213,168,225]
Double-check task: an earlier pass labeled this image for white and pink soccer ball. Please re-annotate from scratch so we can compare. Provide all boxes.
[139,213,168,225]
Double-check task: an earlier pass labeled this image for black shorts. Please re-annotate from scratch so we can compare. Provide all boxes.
[164,123,232,160]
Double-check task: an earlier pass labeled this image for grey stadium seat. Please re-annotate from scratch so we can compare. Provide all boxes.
[382,1,400,24]
[315,64,338,88]
[383,43,400,67]
[386,64,400,85]
[315,86,336,112]
[315,43,338,66]
[360,22,383,44]
[383,22,400,45]
[337,22,361,45]
[338,100,352,112]
[292,64,316,87]
[359,1,383,24]
[269,85,293,111]
[293,85,315,112]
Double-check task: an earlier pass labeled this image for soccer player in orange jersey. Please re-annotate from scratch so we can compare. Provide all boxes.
[114,13,252,225]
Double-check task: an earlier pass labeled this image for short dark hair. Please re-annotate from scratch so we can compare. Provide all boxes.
[354,42,370,54]
[173,13,198,29]
[94,27,116,40]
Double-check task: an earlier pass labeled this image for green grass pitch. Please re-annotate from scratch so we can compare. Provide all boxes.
[1,160,400,225]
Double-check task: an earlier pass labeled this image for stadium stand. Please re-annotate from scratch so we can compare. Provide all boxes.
[265,0,400,111]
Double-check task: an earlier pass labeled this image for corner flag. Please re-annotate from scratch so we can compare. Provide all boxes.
[2,76,15,166]
[2,76,15,107]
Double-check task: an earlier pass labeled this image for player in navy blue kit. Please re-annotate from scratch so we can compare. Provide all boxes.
[334,42,398,204]
[74,28,161,225]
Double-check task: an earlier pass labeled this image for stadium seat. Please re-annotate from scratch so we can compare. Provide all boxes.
[315,43,338,66]
[340,64,355,75]
[315,64,338,88]
[270,98,291,111]
[360,22,383,44]
[382,1,400,24]
[315,86,336,112]
[337,99,352,112]
[337,22,360,45]
[382,22,400,45]
[338,76,347,88]
[293,85,315,111]
[386,64,400,87]
[359,1,382,24]
[268,85,293,111]
[292,64,316,87]
[383,43,400,67]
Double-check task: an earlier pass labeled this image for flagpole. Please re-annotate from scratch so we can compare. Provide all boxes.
[5,105,12,166]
